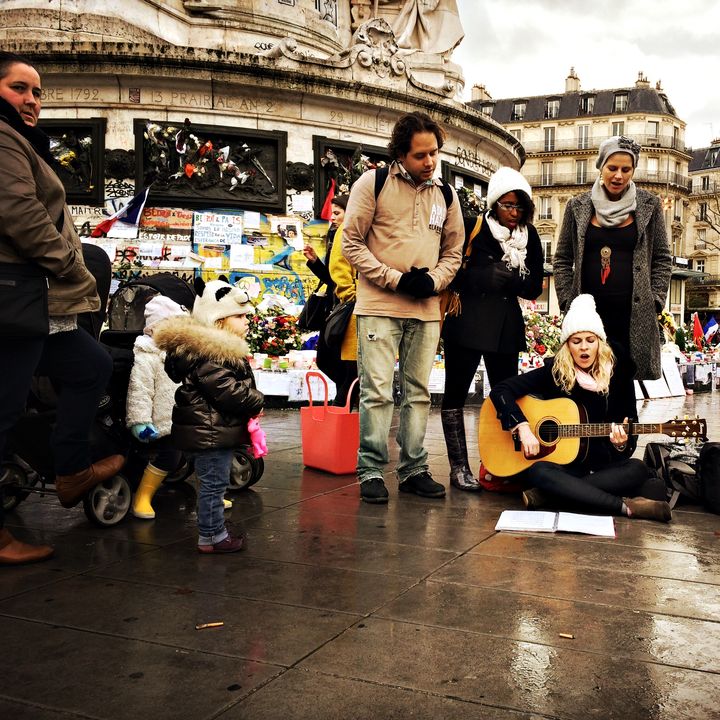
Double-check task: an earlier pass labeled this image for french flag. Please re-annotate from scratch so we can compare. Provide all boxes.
[91,188,149,239]
[704,316,718,341]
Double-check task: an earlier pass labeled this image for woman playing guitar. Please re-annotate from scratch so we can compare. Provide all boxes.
[489,294,672,522]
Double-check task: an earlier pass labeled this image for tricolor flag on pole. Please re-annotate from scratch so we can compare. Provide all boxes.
[91,188,150,239]
[704,316,718,342]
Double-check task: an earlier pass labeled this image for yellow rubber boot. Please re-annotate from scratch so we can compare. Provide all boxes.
[132,464,167,519]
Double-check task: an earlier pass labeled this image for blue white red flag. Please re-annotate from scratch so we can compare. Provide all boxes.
[91,188,149,238]
[703,316,718,341]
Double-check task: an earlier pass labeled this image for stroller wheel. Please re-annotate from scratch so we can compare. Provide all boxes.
[227,448,264,492]
[83,473,132,527]
[1,461,40,512]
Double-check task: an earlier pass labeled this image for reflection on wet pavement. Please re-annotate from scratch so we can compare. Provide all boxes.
[1,392,719,719]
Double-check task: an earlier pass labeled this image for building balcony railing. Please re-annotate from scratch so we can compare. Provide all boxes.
[690,180,720,195]
[524,171,690,189]
[687,275,720,286]
[520,133,688,155]
[538,212,553,220]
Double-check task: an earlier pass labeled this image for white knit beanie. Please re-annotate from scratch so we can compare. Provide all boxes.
[486,167,533,208]
[193,279,254,327]
[143,295,187,334]
[560,294,607,344]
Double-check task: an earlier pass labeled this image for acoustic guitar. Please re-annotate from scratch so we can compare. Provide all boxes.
[478,396,707,477]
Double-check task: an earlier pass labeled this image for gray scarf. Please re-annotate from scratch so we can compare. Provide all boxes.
[590,177,637,227]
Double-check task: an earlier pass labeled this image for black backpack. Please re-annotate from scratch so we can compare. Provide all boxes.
[644,441,720,514]
[697,442,720,514]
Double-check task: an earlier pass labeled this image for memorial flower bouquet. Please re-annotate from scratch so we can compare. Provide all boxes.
[524,309,563,359]
[247,308,304,356]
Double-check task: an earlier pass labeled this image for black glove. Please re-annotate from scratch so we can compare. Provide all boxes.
[397,267,436,298]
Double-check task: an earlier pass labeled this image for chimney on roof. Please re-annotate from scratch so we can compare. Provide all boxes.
[565,67,580,93]
[656,80,663,91]
[471,84,492,102]
[636,71,650,88]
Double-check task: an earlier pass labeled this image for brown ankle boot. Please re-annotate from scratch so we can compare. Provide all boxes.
[56,454,125,508]
[522,488,547,510]
[0,528,54,565]
[624,497,672,523]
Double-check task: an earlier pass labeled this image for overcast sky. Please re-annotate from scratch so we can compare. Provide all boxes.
[453,0,720,149]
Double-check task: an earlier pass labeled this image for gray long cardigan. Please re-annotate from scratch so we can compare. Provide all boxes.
[553,188,671,379]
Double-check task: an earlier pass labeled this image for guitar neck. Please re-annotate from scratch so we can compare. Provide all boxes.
[559,422,667,438]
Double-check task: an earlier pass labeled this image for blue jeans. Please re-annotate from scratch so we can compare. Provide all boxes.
[192,449,233,545]
[356,316,439,483]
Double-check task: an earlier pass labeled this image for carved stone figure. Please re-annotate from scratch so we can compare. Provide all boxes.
[391,0,463,57]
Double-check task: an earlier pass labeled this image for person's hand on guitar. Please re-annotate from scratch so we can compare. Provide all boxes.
[610,417,629,451]
[515,422,540,458]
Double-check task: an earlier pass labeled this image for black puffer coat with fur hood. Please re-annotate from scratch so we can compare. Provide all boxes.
[153,316,264,452]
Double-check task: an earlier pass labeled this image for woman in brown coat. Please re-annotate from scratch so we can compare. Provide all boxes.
[0,52,123,565]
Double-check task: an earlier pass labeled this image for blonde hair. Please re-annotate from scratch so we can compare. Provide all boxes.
[552,336,615,395]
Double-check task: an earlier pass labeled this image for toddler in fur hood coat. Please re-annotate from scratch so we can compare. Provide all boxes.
[153,277,264,554]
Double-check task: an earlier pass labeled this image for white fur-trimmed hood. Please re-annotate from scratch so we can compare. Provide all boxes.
[152,315,251,367]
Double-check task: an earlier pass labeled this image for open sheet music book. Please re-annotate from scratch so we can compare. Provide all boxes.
[495,510,616,538]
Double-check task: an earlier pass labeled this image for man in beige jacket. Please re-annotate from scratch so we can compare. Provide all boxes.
[342,111,464,503]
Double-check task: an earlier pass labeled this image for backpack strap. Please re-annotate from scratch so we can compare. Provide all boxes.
[374,164,453,209]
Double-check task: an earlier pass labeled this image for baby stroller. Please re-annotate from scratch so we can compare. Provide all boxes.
[1,244,133,527]
[101,273,265,498]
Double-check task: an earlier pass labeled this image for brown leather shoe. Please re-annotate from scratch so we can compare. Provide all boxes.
[55,454,125,508]
[0,528,54,565]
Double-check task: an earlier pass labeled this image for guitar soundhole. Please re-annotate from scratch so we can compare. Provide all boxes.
[537,420,559,445]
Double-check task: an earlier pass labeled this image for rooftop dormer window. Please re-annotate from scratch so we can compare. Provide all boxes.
[613,93,628,113]
[579,95,595,115]
[511,101,526,121]
[545,99,560,119]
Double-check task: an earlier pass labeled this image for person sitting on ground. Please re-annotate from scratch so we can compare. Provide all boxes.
[154,278,264,554]
[489,294,672,522]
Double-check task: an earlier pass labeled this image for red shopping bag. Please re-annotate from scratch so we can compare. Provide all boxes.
[301,372,359,474]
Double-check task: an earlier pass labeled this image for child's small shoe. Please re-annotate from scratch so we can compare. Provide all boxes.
[223,497,233,510]
[197,532,245,554]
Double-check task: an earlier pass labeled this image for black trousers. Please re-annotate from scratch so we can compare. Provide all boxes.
[442,339,518,409]
[527,458,649,515]
[0,329,112,529]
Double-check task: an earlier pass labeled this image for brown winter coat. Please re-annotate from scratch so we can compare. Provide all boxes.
[154,316,264,453]
[0,114,99,316]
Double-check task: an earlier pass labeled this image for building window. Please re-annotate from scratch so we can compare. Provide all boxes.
[611,121,625,136]
[577,125,589,149]
[703,148,719,168]
[646,120,659,143]
[544,126,555,152]
[613,93,628,112]
[674,198,681,221]
[541,162,553,186]
[545,99,560,119]
[539,197,552,220]
[647,157,658,179]
[696,259,705,274]
[540,234,553,264]
[697,229,706,249]
[510,128,522,142]
[481,104,494,117]
[672,126,680,150]
[511,102,526,121]
[579,95,595,115]
[702,175,710,190]
[576,159,588,184]
[699,202,708,221]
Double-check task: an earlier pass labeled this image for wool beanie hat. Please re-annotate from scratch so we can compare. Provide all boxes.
[595,135,641,169]
[143,295,187,334]
[486,167,533,208]
[560,294,607,344]
[192,278,254,327]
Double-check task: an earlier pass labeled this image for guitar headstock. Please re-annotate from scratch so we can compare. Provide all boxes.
[661,417,708,440]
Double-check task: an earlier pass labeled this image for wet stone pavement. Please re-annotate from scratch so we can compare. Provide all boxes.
[2,391,719,720]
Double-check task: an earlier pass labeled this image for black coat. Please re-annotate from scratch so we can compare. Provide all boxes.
[153,316,264,452]
[489,353,635,471]
[442,217,544,354]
